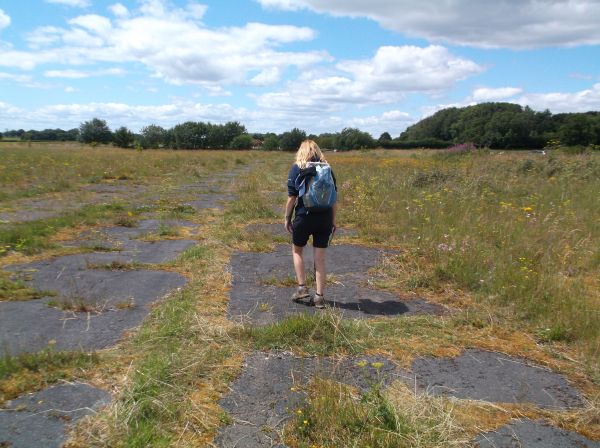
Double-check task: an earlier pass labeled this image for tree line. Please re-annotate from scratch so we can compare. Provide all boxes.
[2,103,600,150]
[399,102,600,149]
[0,118,385,151]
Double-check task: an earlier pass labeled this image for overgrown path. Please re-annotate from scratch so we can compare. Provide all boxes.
[0,154,252,447]
[1,148,599,447]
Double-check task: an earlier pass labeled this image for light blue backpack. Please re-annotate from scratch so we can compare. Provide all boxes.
[299,162,337,212]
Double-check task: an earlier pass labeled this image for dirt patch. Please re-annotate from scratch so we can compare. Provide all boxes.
[0,383,110,448]
[215,351,403,448]
[411,349,584,409]
[74,219,199,245]
[475,419,600,447]
[228,244,445,324]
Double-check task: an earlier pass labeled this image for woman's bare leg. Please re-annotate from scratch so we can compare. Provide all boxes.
[313,247,326,295]
[292,244,306,286]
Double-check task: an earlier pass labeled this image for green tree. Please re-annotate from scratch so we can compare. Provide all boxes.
[279,128,306,151]
[262,134,280,150]
[113,126,135,148]
[316,133,335,149]
[222,121,247,148]
[230,133,253,149]
[559,114,593,146]
[335,127,375,150]
[79,118,112,144]
[140,124,167,149]
[171,121,209,149]
[378,132,392,145]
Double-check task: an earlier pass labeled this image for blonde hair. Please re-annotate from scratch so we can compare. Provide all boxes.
[295,139,326,169]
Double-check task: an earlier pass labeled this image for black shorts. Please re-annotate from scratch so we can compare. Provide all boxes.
[292,210,334,248]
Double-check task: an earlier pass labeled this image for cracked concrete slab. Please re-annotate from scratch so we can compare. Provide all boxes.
[229,282,444,325]
[0,183,150,224]
[215,351,402,448]
[0,293,183,354]
[2,253,187,354]
[475,419,600,447]
[411,349,584,409]
[0,383,110,448]
[228,244,445,324]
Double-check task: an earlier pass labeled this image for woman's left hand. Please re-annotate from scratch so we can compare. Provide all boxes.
[284,218,293,234]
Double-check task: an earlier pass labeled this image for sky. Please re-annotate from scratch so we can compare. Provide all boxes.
[1,0,600,136]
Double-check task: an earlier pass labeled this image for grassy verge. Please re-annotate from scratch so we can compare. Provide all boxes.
[74,168,254,446]
[287,378,468,448]
[330,150,600,369]
[0,347,100,404]
[242,311,372,356]
[0,202,127,255]
[0,271,49,300]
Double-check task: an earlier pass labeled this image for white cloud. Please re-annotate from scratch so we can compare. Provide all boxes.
[249,67,282,86]
[471,87,522,101]
[64,86,76,92]
[0,71,50,88]
[45,0,91,7]
[256,45,483,112]
[0,72,32,83]
[1,0,326,91]
[43,67,126,78]
[44,69,88,78]
[346,110,413,136]
[257,0,600,49]
[109,3,129,18]
[423,83,600,118]
[186,3,208,19]
[0,8,10,30]
[26,26,64,48]
[0,99,258,132]
[69,14,113,35]
[517,83,600,113]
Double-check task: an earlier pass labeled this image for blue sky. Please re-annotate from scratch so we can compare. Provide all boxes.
[1,0,600,135]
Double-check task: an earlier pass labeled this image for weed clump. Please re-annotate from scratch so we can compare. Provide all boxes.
[288,379,467,447]
[243,312,370,355]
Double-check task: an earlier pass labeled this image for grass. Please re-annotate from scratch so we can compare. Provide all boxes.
[0,346,100,404]
[0,271,49,301]
[287,379,469,447]
[242,311,371,356]
[0,202,127,255]
[2,145,599,447]
[330,150,600,366]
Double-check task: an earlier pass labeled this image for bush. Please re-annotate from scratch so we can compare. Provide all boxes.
[230,133,253,149]
[335,128,376,151]
[79,118,112,144]
[113,127,135,148]
[262,135,280,151]
[280,128,306,151]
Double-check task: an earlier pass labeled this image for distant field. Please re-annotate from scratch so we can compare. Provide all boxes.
[1,142,599,446]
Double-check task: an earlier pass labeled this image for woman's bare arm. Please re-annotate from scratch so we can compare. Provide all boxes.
[284,196,297,233]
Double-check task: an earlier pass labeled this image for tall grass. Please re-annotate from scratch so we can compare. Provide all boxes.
[289,378,468,447]
[331,150,600,362]
[0,142,254,201]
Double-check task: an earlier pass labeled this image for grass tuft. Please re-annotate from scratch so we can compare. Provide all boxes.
[243,311,371,355]
[287,378,468,447]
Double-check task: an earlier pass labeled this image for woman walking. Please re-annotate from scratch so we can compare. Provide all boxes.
[284,140,337,308]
